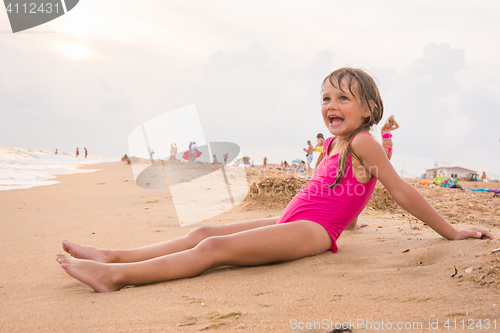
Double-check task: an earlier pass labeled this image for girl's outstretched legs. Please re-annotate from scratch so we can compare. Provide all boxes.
[57,220,332,293]
[62,217,278,263]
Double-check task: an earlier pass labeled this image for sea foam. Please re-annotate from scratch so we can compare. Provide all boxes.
[0,146,118,191]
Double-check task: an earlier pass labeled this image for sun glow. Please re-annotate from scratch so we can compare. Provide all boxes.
[55,41,93,59]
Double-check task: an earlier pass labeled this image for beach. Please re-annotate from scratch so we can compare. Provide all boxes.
[1,162,499,332]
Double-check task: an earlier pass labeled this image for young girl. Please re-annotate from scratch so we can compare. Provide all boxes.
[57,67,493,293]
[381,115,399,159]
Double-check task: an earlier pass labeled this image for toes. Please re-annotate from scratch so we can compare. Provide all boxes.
[56,252,71,264]
[62,240,71,253]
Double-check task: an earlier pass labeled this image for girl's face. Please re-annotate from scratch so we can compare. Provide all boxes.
[321,78,370,140]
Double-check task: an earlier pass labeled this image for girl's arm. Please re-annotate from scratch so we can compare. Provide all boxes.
[351,134,493,240]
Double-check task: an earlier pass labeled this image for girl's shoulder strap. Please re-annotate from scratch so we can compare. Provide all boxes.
[323,136,336,154]
[352,131,373,141]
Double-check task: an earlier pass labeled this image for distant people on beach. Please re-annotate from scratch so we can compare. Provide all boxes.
[314,133,325,169]
[297,160,306,173]
[481,172,487,182]
[121,154,131,164]
[150,149,155,161]
[55,149,58,155]
[76,148,79,158]
[280,160,292,171]
[303,140,314,173]
[188,142,193,162]
[84,148,88,158]
[189,142,198,163]
[381,115,399,159]
[223,153,228,164]
[169,144,177,161]
[263,156,268,169]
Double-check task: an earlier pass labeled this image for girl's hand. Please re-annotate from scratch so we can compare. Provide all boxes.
[452,227,494,240]
[345,222,368,230]
[351,133,493,241]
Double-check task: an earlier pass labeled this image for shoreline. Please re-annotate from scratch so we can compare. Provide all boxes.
[0,162,499,332]
[0,155,119,192]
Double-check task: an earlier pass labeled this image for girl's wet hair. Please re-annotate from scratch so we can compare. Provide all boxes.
[321,67,384,188]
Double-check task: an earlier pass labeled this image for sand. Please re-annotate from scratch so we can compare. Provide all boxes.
[0,162,499,332]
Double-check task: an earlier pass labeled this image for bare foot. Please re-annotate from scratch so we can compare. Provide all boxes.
[56,253,124,293]
[62,240,114,263]
[345,222,368,230]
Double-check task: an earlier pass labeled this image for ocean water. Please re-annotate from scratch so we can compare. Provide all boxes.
[0,146,118,191]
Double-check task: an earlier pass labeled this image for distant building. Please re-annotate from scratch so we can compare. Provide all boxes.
[425,166,479,181]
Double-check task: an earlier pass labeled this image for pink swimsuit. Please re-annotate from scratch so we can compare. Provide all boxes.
[276,134,377,253]
[382,132,393,152]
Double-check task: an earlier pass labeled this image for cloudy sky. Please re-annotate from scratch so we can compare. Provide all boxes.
[1,0,499,178]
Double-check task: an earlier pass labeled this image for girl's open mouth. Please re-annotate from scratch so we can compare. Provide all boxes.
[329,115,344,126]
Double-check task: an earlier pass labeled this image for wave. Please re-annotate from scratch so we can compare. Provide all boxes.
[0,145,118,191]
